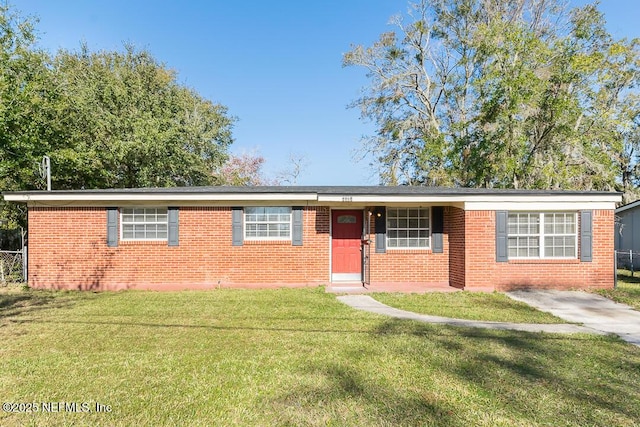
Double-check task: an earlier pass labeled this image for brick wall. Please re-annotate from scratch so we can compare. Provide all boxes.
[447,207,466,289]
[26,205,615,291]
[463,210,615,291]
[367,210,450,289]
[28,206,330,290]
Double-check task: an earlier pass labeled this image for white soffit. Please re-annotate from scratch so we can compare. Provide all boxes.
[463,201,618,211]
[319,194,620,208]
[4,191,621,209]
[3,193,318,202]
[318,195,458,203]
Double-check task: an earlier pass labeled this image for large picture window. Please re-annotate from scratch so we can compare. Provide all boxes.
[244,207,291,239]
[508,212,576,258]
[121,208,168,240]
[387,208,430,249]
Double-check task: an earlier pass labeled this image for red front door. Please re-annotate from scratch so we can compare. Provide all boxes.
[331,210,363,281]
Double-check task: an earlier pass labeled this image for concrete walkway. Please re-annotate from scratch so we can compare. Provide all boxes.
[338,291,640,347]
[506,290,640,346]
[336,295,599,335]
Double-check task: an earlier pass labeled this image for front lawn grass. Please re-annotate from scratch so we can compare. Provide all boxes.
[373,291,566,323]
[1,287,639,426]
[594,271,640,310]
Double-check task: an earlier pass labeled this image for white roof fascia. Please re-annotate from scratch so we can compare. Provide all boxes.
[318,195,460,203]
[318,194,620,206]
[463,201,618,211]
[3,193,318,203]
[459,194,620,203]
[25,200,323,208]
[4,191,621,210]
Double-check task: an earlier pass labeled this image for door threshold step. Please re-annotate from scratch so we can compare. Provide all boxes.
[327,284,368,293]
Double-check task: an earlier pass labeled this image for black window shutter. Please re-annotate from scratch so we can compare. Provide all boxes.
[580,210,593,262]
[432,207,444,253]
[374,206,386,253]
[106,207,118,247]
[168,207,179,246]
[232,207,244,246]
[496,210,508,262]
[292,207,303,246]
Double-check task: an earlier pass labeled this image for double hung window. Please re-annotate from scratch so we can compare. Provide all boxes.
[387,208,430,249]
[507,212,577,258]
[244,207,291,239]
[121,208,168,240]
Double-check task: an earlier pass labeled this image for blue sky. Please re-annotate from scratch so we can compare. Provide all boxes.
[15,0,640,185]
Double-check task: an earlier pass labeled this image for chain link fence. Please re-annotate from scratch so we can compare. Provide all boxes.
[616,250,640,275]
[615,250,640,289]
[0,228,26,285]
[0,249,25,284]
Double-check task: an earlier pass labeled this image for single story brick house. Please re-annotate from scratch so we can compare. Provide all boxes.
[3,186,620,292]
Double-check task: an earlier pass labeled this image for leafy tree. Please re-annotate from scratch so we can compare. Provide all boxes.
[0,5,53,226]
[0,5,237,227]
[214,151,274,185]
[344,0,640,199]
[214,151,309,186]
[50,44,235,189]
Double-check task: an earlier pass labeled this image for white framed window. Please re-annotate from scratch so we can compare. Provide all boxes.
[387,208,430,249]
[544,212,577,257]
[121,208,168,240]
[507,213,540,257]
[508,212,577,259]
[244,207,291,240]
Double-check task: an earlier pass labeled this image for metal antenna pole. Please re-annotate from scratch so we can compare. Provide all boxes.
[43,156,51,191]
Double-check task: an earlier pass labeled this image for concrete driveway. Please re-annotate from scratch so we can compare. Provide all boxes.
[506,290,640,347]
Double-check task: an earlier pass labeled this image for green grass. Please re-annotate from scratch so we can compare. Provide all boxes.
[373,291,566,323]
[594,271,640,310]
[1,287,639,426]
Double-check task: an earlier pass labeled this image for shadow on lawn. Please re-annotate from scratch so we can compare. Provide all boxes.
[273,362,462,426]
[26,318,377,335]
[618,273,640,284]
[0,290,86,319]
[267,318,638,425]
[373,318,640,424]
